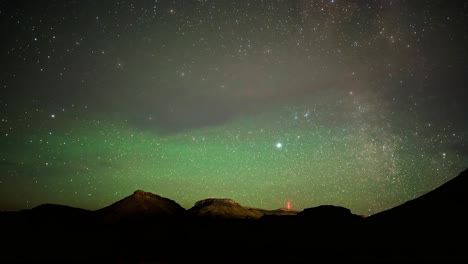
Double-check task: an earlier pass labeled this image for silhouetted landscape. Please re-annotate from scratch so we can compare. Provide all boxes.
[1,169,467,263]
[2,1,468,263]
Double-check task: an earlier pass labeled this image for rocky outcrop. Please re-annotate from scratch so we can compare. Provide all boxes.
[193,198,239,207]
[189,198,263,219]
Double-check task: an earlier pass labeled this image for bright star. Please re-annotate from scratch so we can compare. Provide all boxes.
[276,142,283,149]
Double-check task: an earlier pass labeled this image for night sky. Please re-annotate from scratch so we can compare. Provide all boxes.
[1,1,467,215]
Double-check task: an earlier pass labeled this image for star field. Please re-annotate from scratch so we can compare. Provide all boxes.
[1,1,467,215]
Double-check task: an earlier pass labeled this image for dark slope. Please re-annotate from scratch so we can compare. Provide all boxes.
[0,203,91,229]
[26,203,93,226]
[368,169,468,224]
[28,203,91,217]
[1,204,96,262]
[364,169,468,261]
[29,203,91,214]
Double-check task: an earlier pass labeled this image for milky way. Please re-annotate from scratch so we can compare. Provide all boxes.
[1,1,467,215]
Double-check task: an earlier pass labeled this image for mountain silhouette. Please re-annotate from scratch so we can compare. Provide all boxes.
[27,203,92,225]
[0,203,91,230]
[1,169,467,262]
[95,190,187,223]
[297,205,363,223]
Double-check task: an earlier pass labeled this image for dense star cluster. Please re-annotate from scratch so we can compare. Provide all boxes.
[1,1,467,215]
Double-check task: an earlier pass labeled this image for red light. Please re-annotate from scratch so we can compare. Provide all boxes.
[286,201,291,210]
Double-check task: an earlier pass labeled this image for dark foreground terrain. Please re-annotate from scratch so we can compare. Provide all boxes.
[1,169,468,263]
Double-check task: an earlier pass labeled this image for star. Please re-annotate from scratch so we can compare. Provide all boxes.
[276,142,283,149]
